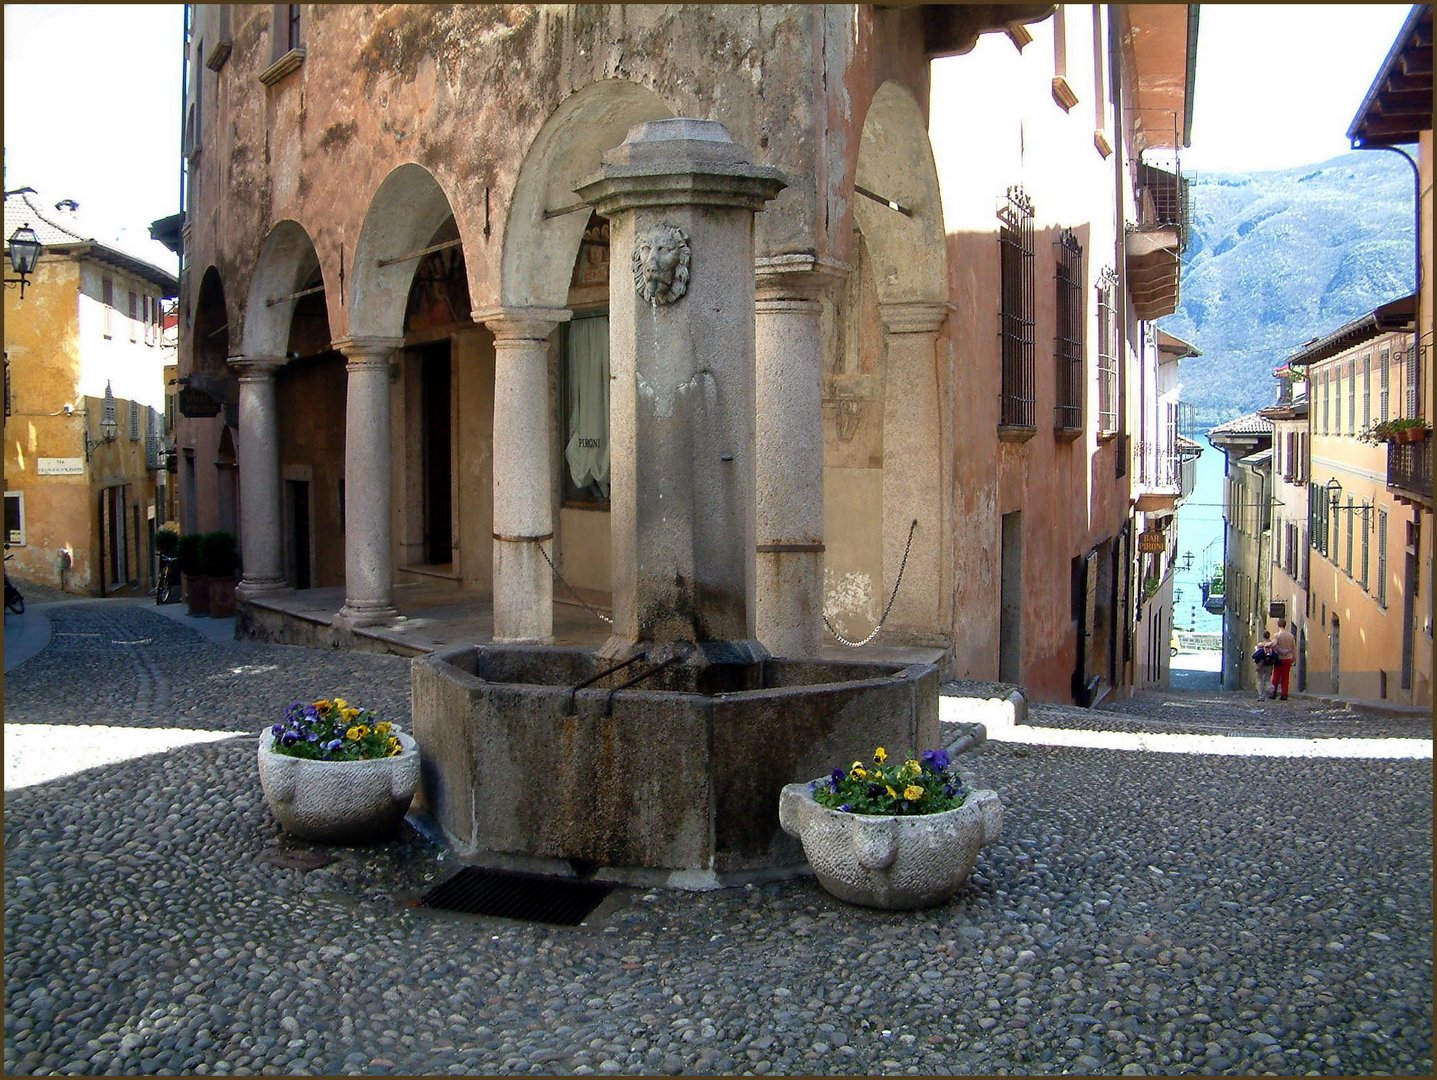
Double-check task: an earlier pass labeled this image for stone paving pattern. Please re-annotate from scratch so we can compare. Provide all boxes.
[1027,691,1433,742]
[4,602,1433,1075]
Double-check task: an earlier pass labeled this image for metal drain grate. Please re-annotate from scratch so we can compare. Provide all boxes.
[417,866,615,926]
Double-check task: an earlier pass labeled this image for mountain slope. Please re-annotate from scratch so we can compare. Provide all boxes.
[1165,151,1415,428]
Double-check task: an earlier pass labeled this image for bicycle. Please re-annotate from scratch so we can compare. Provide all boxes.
[155,553,181,605]
[4,551,24,616]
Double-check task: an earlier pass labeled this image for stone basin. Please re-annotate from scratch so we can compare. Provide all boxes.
[411,644,939,887]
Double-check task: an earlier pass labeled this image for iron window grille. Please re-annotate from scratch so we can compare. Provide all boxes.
[1095,267,1118,434]
[1054,229,1084,432]
[998,186,1035,429]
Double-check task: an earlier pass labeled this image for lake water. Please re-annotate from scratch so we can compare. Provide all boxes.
[1173,434,1227,636]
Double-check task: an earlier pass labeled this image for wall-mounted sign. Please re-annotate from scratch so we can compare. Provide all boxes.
[178,386,222,418]
[1137,530,1165,554]
[37,457,85,476]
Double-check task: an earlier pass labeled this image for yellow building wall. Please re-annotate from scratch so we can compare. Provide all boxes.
[1306,334,1420,702]
[4,257,95,590]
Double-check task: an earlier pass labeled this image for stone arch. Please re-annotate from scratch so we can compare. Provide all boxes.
[823,80,950,649]
[501,78,673,309]
[240,220,327,360]
[349,163,465,339]
[852,80,948,305]
[193,266,230,376]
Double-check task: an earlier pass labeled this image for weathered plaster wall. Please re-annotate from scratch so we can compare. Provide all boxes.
[274,354,347,587]
[4,254,164,593]
[930,9,1128,699]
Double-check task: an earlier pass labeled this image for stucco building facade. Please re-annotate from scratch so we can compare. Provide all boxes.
[1287,302,1424,705]
[4,189,179,596]
[175,3,1196,703]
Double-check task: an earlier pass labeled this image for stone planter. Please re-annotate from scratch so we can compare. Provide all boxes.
[208,576,238,618]
[258,731,420,844]
[183,574,210,616]
[778,781,1002,909]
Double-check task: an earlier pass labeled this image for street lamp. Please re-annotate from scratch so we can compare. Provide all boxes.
[1325,477,1343,511]
[5,224,42,299]
[1179,550,1194,573]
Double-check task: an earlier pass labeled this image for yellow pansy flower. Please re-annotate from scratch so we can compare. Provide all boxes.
[346,724,370,741]
[849,765,868,781]
[340,707,361,723]
[904,785,924,801]
[902,760,920,780]
[873,747,888,764]
[374,722,392,736]
[885,786,897,800]
[387,736,402,755]
[313,699,332,712]
[333,697,348,711]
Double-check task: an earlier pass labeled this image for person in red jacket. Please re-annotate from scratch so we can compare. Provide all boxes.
[1270,618,1297,701]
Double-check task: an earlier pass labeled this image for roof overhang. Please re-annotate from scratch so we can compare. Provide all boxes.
[40,241,179,296]
[150,212,185,257]
[1348,5,1433,149]
[1285,293,1417,367]
[1123,5,1200,150]
[1156,327,1200,360]
[921,4,1056,58]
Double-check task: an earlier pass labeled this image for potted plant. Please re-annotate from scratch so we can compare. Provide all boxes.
[258,696,420,844]
[177,532,209,616]
[778,746,1002,910]
[199,530,240,618]
[1360,418,1433,445]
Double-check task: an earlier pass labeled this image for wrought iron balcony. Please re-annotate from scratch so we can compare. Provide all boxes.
[1387,436,1432,507]
[1134,162,1191,250]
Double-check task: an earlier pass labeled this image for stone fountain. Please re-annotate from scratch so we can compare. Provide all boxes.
[411,119,939,887]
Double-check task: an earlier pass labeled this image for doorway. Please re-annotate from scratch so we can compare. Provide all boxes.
[284,479,312,590]
[1329,615,1340,695]
[419,342,454,567]
[999,511,1023,683]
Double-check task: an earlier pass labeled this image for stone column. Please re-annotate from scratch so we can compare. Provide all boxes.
[753,257,846,657]
[575,118,786,660]
[233,356,286,596]
[332,336,402,629]
[879,302,952,643]
[475,307,571,644]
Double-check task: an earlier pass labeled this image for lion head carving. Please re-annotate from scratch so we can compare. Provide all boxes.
[632,224,691,306]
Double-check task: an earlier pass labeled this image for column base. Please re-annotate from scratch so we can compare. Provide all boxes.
[491,633,556,646]
[237,577,289,599]
[333,604,400,630]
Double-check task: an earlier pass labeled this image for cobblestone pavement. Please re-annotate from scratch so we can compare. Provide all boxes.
[4,601,1432,1076]
[1027,688,1432,742]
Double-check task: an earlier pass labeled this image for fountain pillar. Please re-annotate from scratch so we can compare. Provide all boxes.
[575,118,787,662]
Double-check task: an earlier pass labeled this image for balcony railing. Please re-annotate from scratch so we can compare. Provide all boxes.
[1387,437,1432,506]
[1135,162,1191,252]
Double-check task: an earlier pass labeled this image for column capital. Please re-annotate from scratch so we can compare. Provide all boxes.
[228,355,284,380]
[473,306,573,342]
[878,300,953,336]
[755,254,850,294]
[332,335,403,364]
